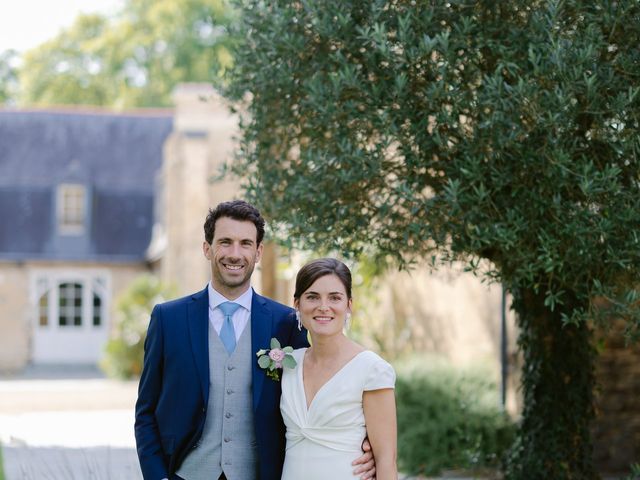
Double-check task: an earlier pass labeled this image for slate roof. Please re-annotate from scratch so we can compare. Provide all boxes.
[0,108,173,261]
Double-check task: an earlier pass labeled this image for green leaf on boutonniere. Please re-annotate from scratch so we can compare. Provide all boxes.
[283,346,293,353]
[282,355,297,369]
[258,355,271,369]
[270,338,281,349]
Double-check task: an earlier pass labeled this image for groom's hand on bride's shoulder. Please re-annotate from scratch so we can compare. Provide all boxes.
[352,437,376,479]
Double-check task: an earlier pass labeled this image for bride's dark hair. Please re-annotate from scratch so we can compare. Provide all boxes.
[294,258,352,300]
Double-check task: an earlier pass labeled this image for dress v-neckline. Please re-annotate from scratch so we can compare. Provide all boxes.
[300,349,367,412]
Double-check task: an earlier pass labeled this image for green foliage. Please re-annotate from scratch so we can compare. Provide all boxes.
[100,275,175,379]
[18,0,236,107]
[0,50,18,105]
[0,442,4,480]
[226,1,640,477]
[395,356,514,476]
[623,463,640,480]
[226,0,640,332]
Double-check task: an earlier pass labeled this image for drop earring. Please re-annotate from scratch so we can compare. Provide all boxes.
[345,312,352,331]
[296,309,302,331]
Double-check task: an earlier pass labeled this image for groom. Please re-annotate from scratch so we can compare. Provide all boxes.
[135,200,375,480]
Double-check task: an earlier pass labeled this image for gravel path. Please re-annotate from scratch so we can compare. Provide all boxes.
[0,370,142,480]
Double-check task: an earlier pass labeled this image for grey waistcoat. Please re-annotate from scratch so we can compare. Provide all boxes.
[177,321,257,480]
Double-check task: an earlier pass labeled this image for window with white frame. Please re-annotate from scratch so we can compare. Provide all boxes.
[35,275,107,329]
[57,184,86,234]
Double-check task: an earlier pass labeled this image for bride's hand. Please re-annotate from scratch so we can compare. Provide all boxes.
[352,438,376,479]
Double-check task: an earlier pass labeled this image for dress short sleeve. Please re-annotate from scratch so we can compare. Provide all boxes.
[363,353,396,391]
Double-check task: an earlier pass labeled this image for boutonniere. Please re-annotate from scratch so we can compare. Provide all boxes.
[256,338,297,381]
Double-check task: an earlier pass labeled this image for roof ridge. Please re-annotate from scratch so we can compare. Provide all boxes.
[0,105,174,118]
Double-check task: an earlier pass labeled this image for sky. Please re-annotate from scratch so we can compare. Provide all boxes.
[0,0,125,53]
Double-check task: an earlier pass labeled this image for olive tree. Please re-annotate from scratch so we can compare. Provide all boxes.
[225,1,640,478]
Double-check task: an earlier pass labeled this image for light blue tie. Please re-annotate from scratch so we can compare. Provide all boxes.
[219,302,241,354]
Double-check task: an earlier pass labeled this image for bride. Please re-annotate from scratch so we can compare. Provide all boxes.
[280,258,397,480]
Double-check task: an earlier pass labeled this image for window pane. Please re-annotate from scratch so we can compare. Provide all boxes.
[39,293,48,326]
[58,282,83,327]
[93,294,102,326]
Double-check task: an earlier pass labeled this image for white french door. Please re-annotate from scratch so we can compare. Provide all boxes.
[30,271,110,364]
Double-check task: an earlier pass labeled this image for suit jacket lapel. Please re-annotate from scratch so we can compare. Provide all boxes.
[251,291,272,411]
[188,287,210,405]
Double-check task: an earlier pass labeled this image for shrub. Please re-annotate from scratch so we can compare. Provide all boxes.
[100,275,175,379]
[395,356,515,476]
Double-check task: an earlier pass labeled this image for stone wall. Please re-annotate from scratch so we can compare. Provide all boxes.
[592,319,640,474]
[0,262,30,371]
[308,259,517,404]
[154,84,258,296]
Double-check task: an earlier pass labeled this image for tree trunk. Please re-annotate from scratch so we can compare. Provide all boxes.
[506,287,599,480]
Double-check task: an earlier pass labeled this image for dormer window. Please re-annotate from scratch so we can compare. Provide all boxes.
[57,184,86,234]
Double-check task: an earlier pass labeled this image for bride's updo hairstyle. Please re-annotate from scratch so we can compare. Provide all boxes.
[294,258,352,300]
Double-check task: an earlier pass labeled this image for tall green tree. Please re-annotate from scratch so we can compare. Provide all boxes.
[19,0,235,107]
[0,49,18,104]
[226,1,640,478]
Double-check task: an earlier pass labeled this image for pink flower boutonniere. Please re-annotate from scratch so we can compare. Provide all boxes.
[256,338,297,381]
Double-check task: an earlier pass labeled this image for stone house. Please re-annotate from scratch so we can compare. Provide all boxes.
[0,107,173,369]
[0,85,257,371]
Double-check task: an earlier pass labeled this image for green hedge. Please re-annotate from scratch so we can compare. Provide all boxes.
[100,275,175,379]
[396,357,515,477]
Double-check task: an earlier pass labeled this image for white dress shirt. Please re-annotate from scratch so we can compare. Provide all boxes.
[208,282,253,341]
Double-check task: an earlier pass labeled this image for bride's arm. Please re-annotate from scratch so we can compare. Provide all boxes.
[363,388,398,480]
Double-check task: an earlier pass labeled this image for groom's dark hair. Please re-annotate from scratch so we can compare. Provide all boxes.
[204,200,266,245]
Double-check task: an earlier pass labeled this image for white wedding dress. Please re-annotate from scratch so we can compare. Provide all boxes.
[280,348,395,480]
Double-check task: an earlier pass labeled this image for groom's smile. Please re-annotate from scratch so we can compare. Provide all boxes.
[223,263,244,271]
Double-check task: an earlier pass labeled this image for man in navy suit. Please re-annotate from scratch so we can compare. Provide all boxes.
[135,200,375,480]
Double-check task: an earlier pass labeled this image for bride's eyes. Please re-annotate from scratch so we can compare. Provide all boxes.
[303,293,344,302]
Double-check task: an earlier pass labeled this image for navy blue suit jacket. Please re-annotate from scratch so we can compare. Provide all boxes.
[134,287,309,480]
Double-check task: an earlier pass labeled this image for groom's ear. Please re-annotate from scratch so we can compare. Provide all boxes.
[203,241,212,259]
[255,242,264,262]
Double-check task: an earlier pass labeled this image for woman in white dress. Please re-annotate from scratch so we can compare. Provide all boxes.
[280,258,397,480]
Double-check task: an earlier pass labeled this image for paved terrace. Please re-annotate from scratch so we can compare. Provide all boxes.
[0,366,140,479]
